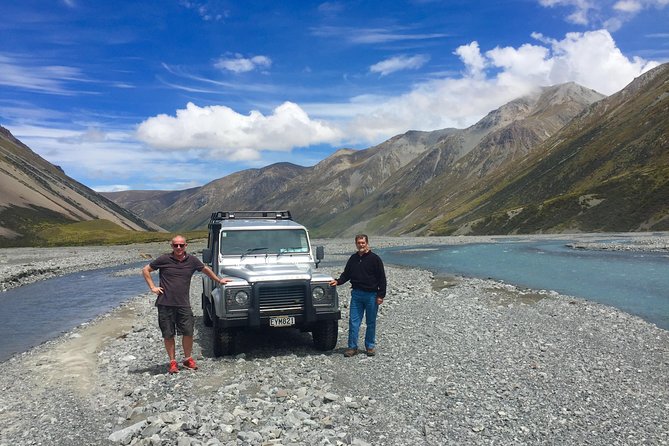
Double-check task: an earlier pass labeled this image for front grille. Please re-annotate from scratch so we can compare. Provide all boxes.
[258,284,306,312]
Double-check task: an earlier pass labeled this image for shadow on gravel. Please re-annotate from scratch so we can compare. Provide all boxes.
[194,316,340,360]
[128,364,169,376]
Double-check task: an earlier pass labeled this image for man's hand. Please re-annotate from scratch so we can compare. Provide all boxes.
[218,278,231,285]
[150,285,163,295]
[329,279,338,287]
[376,296,384,305]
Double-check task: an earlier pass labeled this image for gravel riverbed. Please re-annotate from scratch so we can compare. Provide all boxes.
[0,236,667,446]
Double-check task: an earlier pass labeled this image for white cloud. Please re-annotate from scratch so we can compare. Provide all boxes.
[614,0,643,12]
[136,29,659,161]
[454,42,487,77]
[337,29,659,143]
[214,55,272,73]
[179,0,229,21]
[0,53,84,95]
[13,29,659,191]
[136,101,343,160]
[311,26,448,44]
[529,30,658,93]
[317,2,345,14]
[9,123,222,191]
[539,0,594,25]
[539,0,668,28]
[94,184,131,192]
[370,54,430,76]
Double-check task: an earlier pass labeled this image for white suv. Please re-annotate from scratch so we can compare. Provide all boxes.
[201,210,340,356]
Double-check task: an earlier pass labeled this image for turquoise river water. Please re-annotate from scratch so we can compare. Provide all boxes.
[378,239,668,331]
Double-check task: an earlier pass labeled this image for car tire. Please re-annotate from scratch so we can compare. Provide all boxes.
[312,320,338,351]
[212,315,235,356]
[202,294,213,327]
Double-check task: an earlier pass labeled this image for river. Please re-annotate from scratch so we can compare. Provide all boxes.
[0,262,147,362]
[1,239,667,362]
[378,239,669,331]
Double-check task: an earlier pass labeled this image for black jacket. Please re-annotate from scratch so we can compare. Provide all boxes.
[336,250,387,298]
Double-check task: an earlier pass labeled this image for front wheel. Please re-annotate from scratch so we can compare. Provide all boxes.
[312,320,338,351]
[202,294,213,327]
[212,316,236,357]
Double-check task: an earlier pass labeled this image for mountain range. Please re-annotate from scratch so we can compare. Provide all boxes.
[2,63,667,242]
[0,126,162,245]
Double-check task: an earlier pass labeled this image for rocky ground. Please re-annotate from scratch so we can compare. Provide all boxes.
[0,236,668,445]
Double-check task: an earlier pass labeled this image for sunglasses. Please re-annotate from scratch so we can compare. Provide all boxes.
[172,243,186,248]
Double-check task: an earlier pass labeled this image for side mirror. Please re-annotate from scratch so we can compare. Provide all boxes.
[315,246,324,268]
[202,248,212,264]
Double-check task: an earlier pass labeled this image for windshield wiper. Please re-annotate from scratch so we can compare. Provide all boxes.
[241,247,268,259]
[277,247,305,256]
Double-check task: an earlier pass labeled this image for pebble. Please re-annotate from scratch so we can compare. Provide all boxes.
[0,237,667,445]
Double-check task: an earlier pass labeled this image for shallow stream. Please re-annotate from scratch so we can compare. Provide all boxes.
[0,262,147,362]
[379,239,669,331]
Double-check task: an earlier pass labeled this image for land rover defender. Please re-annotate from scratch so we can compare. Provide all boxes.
[201,210,340,356]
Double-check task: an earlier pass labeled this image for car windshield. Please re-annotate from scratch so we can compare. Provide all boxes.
[220,229,310,255]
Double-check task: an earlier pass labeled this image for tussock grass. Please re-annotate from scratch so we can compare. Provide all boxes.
[2,218,207,247]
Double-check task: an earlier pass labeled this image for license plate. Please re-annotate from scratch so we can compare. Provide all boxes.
[269,316,295,327]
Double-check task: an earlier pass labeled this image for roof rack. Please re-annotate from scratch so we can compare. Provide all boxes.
[209,210,293,222]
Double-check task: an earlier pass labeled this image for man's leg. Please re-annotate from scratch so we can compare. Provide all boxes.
[158,305,178,363]
[363,292,379,350]
[164,337,177,361]
[182,335,193,359]
[176,307,197,369]
[348,290,365,349]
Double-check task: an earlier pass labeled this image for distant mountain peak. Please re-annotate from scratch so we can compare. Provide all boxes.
[101,71,667,237]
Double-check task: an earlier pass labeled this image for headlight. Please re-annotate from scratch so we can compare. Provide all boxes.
[312,286,326,302]
[225,287,251,310]
[234,290,250,306]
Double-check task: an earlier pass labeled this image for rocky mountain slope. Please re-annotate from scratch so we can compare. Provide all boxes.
[105,80,603,236]
[104,162,309,230]
[20,63,668,237]
[425,63,669,235]
[0,126,162,244]
[110,80,606,235]
[315,82,606,235]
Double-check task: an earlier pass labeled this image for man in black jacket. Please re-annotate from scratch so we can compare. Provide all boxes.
[330,234,387,357]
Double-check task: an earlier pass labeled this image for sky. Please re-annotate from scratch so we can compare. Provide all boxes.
[1,0,668,192]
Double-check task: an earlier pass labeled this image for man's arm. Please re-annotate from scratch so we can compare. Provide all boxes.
[202,265,231,285]
[142,264,163,295]
[329,254,353,287]
[376,255,387,304]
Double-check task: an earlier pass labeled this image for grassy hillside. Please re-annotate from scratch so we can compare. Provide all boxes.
[1,217,206,247]
[425,64,669,235]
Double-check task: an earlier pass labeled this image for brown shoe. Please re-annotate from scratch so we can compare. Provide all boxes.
[344,349,358,357]
[366,348,376,357]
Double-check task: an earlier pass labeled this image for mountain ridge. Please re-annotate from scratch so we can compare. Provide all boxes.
[104,80,612,235]
[0,127,164,243]
[5,64,668,240]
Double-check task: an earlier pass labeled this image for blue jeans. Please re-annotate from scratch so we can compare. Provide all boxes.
[348,289,379,350]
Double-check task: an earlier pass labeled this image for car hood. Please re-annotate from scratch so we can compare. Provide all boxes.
[222,263,331,283]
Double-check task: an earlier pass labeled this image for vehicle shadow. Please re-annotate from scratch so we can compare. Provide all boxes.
[128,363,171,376]
[193,316,341,360]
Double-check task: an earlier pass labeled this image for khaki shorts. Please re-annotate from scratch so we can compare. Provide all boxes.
[157,305,194,338]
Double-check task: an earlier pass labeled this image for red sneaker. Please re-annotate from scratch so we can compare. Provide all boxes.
[168,360,179,374]
[182,357,198,370]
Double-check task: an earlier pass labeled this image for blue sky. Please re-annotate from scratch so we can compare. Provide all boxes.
[1,0,667,192]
